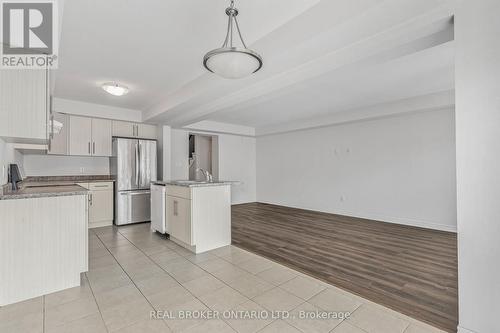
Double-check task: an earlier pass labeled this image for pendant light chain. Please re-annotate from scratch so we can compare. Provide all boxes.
[221,0,247,49]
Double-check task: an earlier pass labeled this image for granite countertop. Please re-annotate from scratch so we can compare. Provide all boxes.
[152,180,239,188]
[0,184,88,200]
[0,175,113,200]
[19,175,114,188]
[23,175,115,184]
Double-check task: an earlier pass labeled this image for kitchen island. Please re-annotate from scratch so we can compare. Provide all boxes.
[153,181,232,254]
[0,184,89,306]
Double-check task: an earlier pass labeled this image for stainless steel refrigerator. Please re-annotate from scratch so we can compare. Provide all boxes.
[110,138,157,226]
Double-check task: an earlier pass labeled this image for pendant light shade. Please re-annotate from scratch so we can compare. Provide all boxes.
[203,0,263,79]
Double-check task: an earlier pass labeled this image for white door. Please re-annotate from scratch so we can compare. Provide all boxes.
[69,116,92,156]
[112,120,135,138]
[91,118,112,156]
[137,124,157,140]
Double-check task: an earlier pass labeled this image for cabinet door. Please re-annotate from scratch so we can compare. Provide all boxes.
[48,112,68,155]
[89,190,113,225]
[69,116,92,156]
[167,196,192,245]
[0,69,47,142]
[91,118,112,156]
[137,124,157,140]
[112,120,135,138]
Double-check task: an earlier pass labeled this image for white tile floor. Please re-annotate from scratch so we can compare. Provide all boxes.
[0,223,448,333]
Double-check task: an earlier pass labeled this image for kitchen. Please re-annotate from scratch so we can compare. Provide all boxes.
[0,105,237,306]
[1,1,499,333]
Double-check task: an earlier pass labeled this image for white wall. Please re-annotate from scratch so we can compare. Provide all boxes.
[23,155,109,176]
[455,1,500,332]
[257,109,456,231]
[168,129,256,204]
[218,134,257,204]
[170,129,190,181]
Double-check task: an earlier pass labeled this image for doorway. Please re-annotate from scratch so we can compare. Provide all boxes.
[188,133,218,181]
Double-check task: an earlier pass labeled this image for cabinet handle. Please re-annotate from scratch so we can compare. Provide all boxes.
[93,142,96,154]
[88,142,91,154]
[89,193,93,206]
[173,200,178,216]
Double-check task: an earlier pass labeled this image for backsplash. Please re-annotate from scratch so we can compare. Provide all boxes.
[23,155,109,176]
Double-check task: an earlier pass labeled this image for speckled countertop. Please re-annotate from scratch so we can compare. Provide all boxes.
[21,175,115,187]
[0,185,88,200]
[152,180,238,188]
[0,175,114,200]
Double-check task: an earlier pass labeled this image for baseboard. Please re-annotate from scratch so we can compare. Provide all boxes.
[457,326,477,333]
[255,201,457,233]
[89,220,113,229]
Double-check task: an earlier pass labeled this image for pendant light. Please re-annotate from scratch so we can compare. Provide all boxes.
[203,0,263,79]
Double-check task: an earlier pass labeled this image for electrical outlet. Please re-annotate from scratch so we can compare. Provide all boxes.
[340,195,346,202]
[79,167,85,174]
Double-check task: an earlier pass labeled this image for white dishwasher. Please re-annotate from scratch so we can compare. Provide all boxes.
[151,183,168,234]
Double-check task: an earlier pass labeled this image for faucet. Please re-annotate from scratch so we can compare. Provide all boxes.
[196,168,213,182]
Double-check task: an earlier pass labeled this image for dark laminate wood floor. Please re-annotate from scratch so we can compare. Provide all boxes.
[231,203,458,332]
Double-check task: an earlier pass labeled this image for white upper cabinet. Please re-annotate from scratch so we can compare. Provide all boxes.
[69,115,112,156]
[137,124,157,140]
[0,69,48,143]
[48,112,69,155]
[112,120,157,140]
[69,116,92,156]
[112,120,135,138]
[91,118,112,156]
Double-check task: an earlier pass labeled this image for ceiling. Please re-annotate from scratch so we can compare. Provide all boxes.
[55,0,455,134]
[55,0,319,110]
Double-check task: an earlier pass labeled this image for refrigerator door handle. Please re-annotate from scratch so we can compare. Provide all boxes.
[121,190,151,196]
[138,141,141,187]
[135,142,140,187]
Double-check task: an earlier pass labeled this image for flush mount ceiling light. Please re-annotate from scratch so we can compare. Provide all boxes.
[203,0,263,79]
[102,82,129,96]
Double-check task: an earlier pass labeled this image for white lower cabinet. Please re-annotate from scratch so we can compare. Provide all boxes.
[78,182,114,228]
[166,184,231,254]
[0,194,88,306]
[167,196,192,245]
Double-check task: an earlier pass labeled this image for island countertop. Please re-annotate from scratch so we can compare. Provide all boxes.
[152,180,239,188]
[0,175,116,200]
